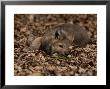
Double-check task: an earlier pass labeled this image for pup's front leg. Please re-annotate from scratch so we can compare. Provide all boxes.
[30,37,43,51]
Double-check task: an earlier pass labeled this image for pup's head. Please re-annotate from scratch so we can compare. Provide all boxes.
[40,30,73,56]
[51,39,72,56]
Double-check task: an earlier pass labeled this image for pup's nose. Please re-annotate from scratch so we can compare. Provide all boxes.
[69,46,74,50]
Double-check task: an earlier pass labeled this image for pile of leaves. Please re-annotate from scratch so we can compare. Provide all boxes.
[14,14,97,76]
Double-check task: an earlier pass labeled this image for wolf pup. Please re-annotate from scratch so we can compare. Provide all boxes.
[30,23,90,55]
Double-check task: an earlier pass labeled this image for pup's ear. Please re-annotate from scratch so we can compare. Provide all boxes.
[30,37,42,50]
[55,30,61,39]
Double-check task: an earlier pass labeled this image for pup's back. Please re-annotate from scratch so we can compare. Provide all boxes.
[45,23,89,47]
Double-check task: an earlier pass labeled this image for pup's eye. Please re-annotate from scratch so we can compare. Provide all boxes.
[59,44,63,48]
